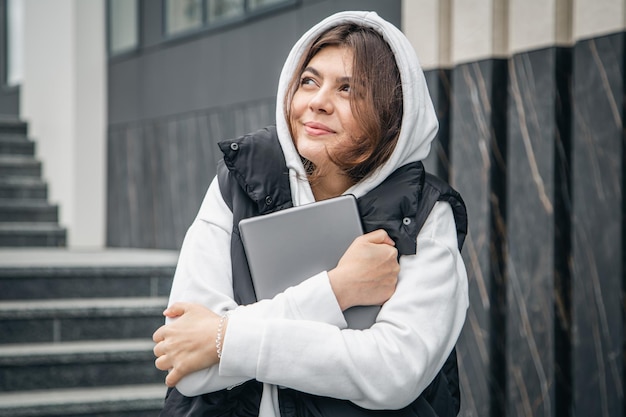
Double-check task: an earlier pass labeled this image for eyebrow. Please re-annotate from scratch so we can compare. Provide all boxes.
[303,66,351,84]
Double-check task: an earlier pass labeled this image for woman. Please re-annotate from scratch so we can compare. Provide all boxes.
[153,10,468,417]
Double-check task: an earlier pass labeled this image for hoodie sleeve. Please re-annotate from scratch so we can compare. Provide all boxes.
[169,177,348,396]
[218,201,469,410]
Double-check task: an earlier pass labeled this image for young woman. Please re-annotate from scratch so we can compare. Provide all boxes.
[153,11,469,417]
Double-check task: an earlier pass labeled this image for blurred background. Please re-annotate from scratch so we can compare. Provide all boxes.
[0,0,623,416]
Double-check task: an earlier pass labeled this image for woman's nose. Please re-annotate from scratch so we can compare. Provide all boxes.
[309,88,333,114]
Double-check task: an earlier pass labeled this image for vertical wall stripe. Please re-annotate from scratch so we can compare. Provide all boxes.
[423,69,453,181]
[553,47,573,417]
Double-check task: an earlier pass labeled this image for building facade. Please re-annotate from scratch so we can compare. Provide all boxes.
[1,0,624,416]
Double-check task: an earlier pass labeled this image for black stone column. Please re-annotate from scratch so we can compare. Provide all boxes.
[451,59,508,417]
[505,47,572,417]
[571,32,624,417]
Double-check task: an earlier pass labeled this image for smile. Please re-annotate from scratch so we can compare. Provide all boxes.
[304,122,336,136]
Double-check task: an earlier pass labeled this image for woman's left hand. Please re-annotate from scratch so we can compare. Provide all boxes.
[152,302,224,387]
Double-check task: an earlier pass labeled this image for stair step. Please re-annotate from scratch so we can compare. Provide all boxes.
[0,155,42,177]
[0,297,168,344]
[0,135,35,155]
[0,248,177,299]
[0,177,47,199]
[0,200,59,222]
[0,222,66,247]
[0,117,28,135]
[0,340,164,392]
[0,384,166,417]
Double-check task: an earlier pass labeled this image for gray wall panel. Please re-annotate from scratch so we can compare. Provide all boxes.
[107,98,275,249]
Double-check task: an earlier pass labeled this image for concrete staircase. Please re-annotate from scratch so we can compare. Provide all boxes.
[0,117,67,247]
[0,248,178,416]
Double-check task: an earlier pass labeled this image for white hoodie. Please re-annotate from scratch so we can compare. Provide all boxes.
[167,11,468,416]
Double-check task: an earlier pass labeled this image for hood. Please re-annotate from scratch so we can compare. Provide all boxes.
[275,11,438,203]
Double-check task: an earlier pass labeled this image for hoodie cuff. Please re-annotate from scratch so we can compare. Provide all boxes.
[219,313,263,378]
[284,272,347,328]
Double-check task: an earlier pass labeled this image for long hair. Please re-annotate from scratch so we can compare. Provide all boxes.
[285,23,403,183]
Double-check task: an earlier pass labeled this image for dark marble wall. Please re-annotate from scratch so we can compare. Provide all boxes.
[446,33,624,417]
[506,47,572,417]
[571,33,624,417]
[450,59,508,417]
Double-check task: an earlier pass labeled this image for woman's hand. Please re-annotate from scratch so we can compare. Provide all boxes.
[152,302,225,387]
[328,229,399,311]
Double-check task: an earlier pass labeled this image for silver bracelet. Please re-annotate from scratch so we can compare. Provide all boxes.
[216,314,228,359]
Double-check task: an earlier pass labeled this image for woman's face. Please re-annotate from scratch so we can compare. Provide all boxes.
[290,45,362,171]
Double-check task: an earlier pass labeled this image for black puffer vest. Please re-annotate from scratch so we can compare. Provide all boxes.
[160,126,467,417]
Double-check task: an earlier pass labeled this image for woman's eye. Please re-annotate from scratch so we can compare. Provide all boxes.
[340,84,351,93]
[300,77,315,86]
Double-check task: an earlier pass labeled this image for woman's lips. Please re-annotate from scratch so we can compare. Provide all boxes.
[304,122,335,136]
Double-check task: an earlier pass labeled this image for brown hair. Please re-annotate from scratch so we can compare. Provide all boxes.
[285,23,403,183]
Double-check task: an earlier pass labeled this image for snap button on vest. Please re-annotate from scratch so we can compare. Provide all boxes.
[230,143,239,151]
[265,195,273,205]
[403,217,412,225]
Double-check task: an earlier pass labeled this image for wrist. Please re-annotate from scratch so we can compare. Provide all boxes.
[328,268,351,311]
